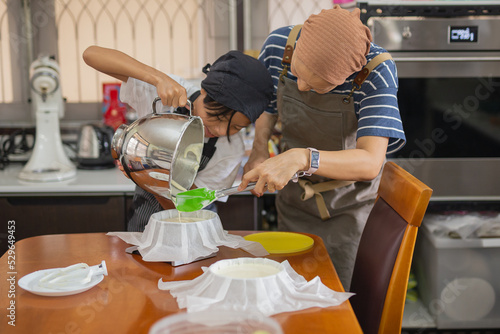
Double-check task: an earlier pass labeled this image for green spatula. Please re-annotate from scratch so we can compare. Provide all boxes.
[175,182,256,212]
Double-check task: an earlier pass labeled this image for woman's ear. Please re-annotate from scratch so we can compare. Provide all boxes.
[193,89,206,117]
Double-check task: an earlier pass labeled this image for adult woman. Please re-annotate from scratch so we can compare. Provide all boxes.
[239,6,406,289]
[83,46,273,232]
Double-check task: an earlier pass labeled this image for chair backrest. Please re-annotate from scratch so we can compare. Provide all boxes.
[350,161,433,334]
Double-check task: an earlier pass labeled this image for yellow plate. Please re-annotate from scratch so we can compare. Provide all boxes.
[244,232,314,254]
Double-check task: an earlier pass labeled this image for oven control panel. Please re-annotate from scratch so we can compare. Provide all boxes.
[358,1,500,24]
[357,2,500,79]
[366,16,500,51]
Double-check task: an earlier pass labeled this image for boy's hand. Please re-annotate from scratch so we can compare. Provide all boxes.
[156,76,188,108]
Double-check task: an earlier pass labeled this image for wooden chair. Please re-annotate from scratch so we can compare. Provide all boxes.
[349,161,433,334]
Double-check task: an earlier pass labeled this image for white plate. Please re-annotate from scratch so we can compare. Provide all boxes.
[18,268,104,297]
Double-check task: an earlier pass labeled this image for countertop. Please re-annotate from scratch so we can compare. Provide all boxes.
[0,163,135,195]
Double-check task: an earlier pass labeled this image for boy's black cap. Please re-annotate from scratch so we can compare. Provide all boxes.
[201,50,273,123]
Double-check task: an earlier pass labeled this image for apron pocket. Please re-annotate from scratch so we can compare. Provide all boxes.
[281,95,344,150]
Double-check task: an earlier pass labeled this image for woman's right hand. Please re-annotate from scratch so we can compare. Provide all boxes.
[239,148,309,196]
[155,75,188,108]
[242,149,269,197]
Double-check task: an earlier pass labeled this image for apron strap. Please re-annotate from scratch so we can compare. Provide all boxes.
[279,24,303,82]
[198,137,217,172]
[353,53,393,86]
[298,179,355,220]
[343,53,393,104]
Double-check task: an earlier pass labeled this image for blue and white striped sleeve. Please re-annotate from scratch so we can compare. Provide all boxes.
[258,26,294,115]
[357,58,406,154]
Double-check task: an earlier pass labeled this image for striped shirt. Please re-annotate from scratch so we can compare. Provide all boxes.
[259,26,406,154]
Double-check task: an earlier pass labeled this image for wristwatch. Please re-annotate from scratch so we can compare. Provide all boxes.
[292,148,320,182]
[303,147,320,176]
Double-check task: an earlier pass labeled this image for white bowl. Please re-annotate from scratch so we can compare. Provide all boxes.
[139,209,225,262]
[148,310,283,334]
[211,257,283,278]
[159,257,354,316]
[108,210,268,264]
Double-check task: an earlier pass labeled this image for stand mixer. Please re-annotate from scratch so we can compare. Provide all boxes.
[18,55,76,182]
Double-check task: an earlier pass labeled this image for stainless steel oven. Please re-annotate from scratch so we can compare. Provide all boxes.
[359,0,500,202]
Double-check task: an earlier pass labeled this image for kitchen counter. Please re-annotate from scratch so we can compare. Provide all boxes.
[0,163,135,195]
[1,164,136,253]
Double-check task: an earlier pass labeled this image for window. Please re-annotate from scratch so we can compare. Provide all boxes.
[1,0,333,122]
[0,0,14,104]
[1,0,229,121]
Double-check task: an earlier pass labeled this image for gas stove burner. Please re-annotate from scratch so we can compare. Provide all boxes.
[358,1,500,23]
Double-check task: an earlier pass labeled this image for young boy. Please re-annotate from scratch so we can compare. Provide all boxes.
[83,46,273,231]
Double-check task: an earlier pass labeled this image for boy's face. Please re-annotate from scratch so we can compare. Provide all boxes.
[193,90,250,138]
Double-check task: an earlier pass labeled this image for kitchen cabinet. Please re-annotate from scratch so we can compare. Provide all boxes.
[2,191,270,255]
[1,194,127,254]
[0,165,136,255]
[1,164,274,255]
[217,194,263,230]
[123,193,268,232]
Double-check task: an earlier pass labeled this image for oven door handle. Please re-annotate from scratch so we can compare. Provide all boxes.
[394,56,500,62]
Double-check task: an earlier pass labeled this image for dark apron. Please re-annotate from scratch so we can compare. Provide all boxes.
[276,76,380,289]
[275,27,391,289]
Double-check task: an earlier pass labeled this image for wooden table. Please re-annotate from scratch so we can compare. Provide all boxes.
[1,232,362,334]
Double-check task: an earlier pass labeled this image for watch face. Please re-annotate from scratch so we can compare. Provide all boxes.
[311,151,320,169]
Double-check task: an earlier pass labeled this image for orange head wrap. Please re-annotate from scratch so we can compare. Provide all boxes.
[294,5,373,86]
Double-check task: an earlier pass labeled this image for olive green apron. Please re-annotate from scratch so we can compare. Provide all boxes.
[276,25,391,289]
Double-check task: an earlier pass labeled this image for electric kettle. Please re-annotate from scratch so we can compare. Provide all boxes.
[76,123,115,169]
[111,97,204,200]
